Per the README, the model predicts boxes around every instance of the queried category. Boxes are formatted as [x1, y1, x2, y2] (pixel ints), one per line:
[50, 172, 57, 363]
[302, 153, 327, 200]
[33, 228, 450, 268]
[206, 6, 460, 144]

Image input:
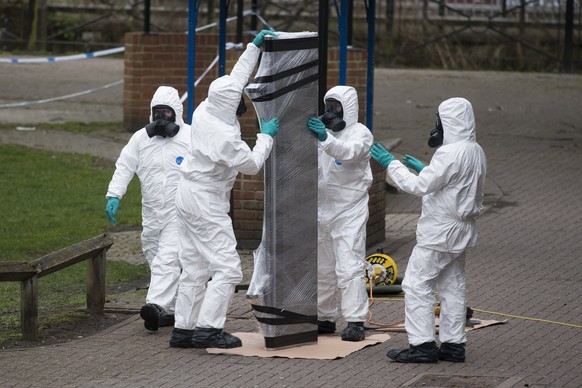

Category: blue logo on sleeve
[335, 160, 343, 166]
[176, 156, 184, 165]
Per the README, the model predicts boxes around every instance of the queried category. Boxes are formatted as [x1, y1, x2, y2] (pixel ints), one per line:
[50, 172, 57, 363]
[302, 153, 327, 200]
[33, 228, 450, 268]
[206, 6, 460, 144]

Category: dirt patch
[0, 277, 147, 351]
[0, 312, 134, 350]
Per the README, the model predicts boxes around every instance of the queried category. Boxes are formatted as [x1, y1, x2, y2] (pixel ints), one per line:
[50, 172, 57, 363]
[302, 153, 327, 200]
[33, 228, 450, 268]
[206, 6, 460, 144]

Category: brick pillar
[124, 32, 221, 130]
[123, 32, 385, 248]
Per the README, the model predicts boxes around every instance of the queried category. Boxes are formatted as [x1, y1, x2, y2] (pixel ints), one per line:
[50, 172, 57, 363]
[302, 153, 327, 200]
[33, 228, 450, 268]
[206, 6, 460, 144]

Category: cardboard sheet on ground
[206, 332, 391, 359]
[376, 319, 508, 333]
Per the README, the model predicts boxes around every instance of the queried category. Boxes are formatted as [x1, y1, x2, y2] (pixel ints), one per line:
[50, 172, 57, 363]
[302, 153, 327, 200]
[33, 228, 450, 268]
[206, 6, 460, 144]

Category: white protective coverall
[175, 42, 274, 330]
[317, 85, 374, 324]
[106, 86, 190, 313]
[387, 97, 487, 345]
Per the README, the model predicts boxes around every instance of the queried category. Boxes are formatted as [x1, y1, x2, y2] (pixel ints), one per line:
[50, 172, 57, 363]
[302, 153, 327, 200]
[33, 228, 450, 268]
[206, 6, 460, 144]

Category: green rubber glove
[260, 117, 279, 137]
[253, 30, 278, 47]
[370, 142, 396, 169]
[403, 154, 426, 173]
[105, 197, 120, 224]
[307, 117, 328, 142]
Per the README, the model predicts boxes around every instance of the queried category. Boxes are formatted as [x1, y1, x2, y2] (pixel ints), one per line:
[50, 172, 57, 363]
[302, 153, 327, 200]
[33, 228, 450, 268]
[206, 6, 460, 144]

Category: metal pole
[144, 0, 151, 34]
[366, 0, 375, 131]
[251, 0, 258, 32]
[221, 0, 231, 219]
[219, 0, 227, 76]
[237, 0, 243, 43]
[563, 0, 574, 72]
[319, 0, 329, 115]
[347, 0, 353, 46]
[339, 0, 348, 85]
[187, 0, 199, 123]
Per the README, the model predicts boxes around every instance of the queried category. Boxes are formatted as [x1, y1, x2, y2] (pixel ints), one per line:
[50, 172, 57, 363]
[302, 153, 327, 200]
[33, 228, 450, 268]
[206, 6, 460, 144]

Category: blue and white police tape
[0, 47, 125, 64]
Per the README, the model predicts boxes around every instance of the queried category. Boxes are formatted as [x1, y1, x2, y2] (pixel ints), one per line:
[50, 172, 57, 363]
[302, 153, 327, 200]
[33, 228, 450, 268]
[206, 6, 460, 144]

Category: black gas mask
[318, 98, 346, 132]
[236, 95, 247, 117]
[145, 105, 180, 138]
[428, 112, 444, 148]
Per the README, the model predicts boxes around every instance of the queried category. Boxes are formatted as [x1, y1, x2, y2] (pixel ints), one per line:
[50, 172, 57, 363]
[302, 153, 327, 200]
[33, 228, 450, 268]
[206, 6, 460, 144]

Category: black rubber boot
[387, 341, 439, 363]
[318, 320, 336, 334]
[169, 328, 196, 348]
[191, 327, 242, 349]
[140, 303, 164, 331]
[340, 322, 366, 342]
[439, 342, 466, 362]
[159, 314, 175, 327]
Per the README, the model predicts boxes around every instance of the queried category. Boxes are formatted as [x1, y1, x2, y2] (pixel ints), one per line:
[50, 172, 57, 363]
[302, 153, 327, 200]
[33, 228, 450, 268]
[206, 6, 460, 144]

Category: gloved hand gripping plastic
[307, 117, 328, 141]
[260, 117, 280, 137]
[253, 30, 278, 47]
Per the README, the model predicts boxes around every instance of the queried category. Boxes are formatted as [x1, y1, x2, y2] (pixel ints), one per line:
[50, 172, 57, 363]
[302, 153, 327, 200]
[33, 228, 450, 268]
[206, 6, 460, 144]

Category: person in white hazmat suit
[306, 85, 374, 342]
[105, 86, 190, 331]
[169, 30, 279, 349]
[370, 97, 487, 363]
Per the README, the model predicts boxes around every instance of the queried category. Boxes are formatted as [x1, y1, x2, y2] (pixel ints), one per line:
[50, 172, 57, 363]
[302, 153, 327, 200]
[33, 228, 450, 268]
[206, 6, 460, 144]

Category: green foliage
[51, 15, 79, 42]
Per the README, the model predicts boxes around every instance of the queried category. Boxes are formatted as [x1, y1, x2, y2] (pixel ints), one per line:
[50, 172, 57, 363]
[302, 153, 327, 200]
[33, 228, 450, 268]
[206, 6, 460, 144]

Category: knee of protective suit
[179, 268, 210, 288]
[402, 275, 436, 299]
[209, 268, 243, 285]
[339, 266, 365, 285]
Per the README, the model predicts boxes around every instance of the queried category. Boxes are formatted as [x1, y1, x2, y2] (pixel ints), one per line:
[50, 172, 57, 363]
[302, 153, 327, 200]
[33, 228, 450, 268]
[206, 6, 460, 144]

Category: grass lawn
[0, 127, 149, 343]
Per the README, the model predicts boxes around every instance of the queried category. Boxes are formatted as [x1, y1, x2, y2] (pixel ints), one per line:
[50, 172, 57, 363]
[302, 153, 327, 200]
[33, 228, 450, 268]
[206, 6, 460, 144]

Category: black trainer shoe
[387, 341, 439, 363]
[317, 320, 336, 334]
[159, 314, 175, 327]
[439, 342, 466, 362]
[191, 327, 242, 349]
[340, 322, 366, 342]
[140, 303, 164, 331]
[169, 328, 196, 348]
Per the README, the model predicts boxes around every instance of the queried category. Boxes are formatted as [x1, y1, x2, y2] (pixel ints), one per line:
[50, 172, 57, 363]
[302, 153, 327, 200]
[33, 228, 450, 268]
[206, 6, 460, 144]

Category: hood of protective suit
[206, 75, 242, 126]
[324, 86, 359, 128]
[149, 86, 185, 127]
[438, 97, 476, 145]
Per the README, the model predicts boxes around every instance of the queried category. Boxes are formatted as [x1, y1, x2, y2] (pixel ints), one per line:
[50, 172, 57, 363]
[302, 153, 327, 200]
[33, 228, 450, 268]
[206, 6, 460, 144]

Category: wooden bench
[0, 234, 114, 340]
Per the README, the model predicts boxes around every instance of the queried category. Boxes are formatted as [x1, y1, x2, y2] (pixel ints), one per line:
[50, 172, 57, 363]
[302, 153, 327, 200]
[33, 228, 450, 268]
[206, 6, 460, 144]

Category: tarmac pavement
[0, 56, 581, 387]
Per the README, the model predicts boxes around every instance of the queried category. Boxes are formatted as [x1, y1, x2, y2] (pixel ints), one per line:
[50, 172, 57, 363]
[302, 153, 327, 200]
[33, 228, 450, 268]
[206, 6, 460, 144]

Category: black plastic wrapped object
[245, 31, 319, 349]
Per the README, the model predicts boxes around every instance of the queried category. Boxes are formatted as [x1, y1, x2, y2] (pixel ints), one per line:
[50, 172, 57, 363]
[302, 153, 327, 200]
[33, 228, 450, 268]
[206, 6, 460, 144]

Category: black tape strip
[264, 331, 318, 349]
[264, 37, 318, 52]
[251, 304, 318, 321]
[252, 59, 319, 84]
[250, 73, 318, 103]
[255, 316, 315, 325]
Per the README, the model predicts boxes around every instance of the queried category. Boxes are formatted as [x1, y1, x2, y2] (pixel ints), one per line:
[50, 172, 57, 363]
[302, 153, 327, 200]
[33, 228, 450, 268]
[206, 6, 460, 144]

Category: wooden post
[87, 249, 106, 314]
[21, 275, 38, 340]
[0, 234, 113, 340]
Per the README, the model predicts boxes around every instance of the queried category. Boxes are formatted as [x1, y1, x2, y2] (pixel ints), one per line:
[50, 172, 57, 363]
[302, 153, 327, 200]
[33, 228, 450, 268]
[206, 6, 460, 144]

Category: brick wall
[124, 32, 386, 249]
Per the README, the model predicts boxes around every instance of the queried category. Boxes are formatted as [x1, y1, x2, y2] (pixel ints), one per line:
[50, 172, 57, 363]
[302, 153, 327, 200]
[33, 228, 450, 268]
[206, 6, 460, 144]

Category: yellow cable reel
[365, 252, 398, 286]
